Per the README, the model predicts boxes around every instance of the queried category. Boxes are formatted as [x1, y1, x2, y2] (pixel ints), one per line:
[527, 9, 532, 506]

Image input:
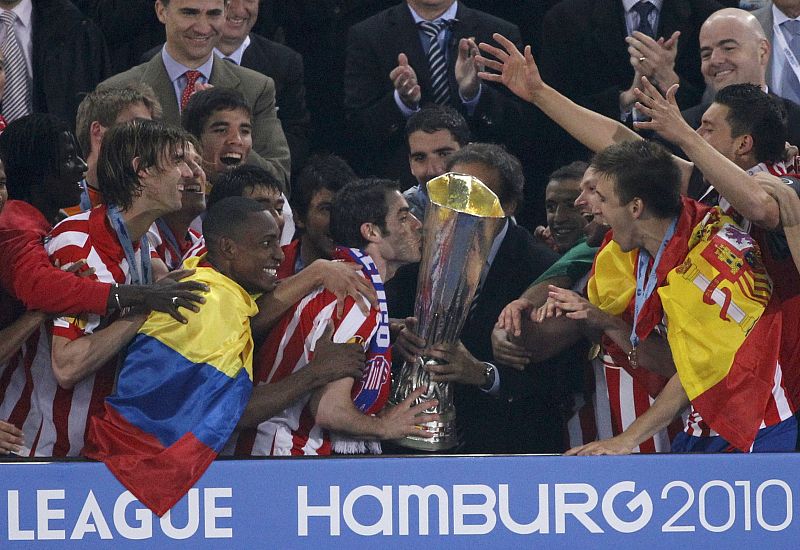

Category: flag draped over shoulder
[588, 198, 780, 451]
[84, 256, 258, 516]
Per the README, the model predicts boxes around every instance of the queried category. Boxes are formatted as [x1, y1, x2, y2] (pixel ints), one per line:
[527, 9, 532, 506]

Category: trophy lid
[426, 172, 505, 218]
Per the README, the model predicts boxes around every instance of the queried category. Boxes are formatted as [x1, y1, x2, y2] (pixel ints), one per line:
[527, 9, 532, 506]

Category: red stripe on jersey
[634, 381, 656, 454]
[605, 365, 623, 436]
[52, 385, 74, 457]
[6, 331, 38, 430]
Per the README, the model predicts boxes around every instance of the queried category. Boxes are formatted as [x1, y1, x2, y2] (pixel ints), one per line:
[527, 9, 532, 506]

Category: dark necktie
[631, 1, 656, 39]
[0, 10, 31, 122]
[418, 20, 451, 105]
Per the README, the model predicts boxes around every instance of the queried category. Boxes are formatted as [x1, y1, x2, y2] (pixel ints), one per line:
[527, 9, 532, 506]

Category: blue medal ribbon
[155, 218, 184, 270]
[630, 217, 678, 351]
[107, 206, 153, 285]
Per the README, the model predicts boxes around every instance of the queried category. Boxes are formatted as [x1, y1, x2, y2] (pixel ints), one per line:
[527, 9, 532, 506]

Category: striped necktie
[0, 10, 31, 122]
[418, 20, 451, 105]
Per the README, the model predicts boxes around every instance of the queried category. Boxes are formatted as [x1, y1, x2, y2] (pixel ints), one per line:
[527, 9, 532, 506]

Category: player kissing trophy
[390, 172, 504, 450]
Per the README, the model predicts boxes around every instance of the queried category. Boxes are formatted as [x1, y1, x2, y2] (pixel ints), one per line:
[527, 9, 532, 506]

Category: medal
[627, 346, 639, 369]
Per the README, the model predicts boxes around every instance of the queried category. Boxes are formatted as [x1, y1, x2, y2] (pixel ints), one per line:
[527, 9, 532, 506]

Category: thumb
[398, 52, 409, 67]
[404, 316, 418, 331]
[664, 30, 680, 50]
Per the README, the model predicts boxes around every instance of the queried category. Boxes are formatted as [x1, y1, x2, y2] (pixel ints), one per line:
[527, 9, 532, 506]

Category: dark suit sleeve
[277, 48, 311, 173]
[247, 75, 292, 189]
[343, 22, 408, 148]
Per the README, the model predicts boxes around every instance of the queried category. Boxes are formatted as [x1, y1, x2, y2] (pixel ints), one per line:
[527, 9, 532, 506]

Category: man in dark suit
[99, 0, 290, 187]
[2, 0, 111, 128]
[681, 7, 800, 148]
[343, 1, 533, 189]
[252, 0, 396, 156]
[539, 0, 722, 120]
[391, 143, 562, 454]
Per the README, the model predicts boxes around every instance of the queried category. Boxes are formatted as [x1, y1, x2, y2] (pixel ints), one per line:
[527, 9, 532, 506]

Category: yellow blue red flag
[85, 256, 257, 515]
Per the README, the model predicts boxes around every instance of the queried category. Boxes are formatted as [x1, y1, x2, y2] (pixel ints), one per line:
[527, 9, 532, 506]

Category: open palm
[476, 33, 543, 103]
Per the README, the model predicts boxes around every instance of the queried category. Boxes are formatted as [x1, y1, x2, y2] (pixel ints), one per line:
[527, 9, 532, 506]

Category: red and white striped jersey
[684, 359, 794, 442]
[33, 206, 133, 456]
[147, 221, 202, 271]
[0, 325, 48, 457]
[182, 236, 207, 264]
[230, 286, 382, 457]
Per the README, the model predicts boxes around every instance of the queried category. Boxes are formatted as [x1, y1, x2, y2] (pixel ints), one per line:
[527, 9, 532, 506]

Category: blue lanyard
[107, 206, 152, 285]
[155, 218, 183, 269]
[630, 217, 678, 350]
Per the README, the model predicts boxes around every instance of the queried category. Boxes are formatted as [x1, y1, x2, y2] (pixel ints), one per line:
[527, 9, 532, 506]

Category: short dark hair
[549, 160, 589, 184]
[293, 154, 357, 221]
[330, 178, 399, 249]
[445, 143, 524, 213]
[0, 114, 70, 202]
[405, 105, 471, 146]
[207, 164, 285, 209]
[204, 196, 267, 254]
[713, 84, 787, 165]
[590, 141, 681, 218]
[75, 83, 162, 157]
[97, 119, 190, 211]
[181, 87, 251, 139]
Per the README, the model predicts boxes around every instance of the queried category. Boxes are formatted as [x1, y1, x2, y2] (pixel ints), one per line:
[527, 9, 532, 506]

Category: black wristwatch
[479, 362, 496, 392]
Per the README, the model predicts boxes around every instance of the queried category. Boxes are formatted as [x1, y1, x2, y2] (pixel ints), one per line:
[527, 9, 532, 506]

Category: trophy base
[389, 410, 458, 451]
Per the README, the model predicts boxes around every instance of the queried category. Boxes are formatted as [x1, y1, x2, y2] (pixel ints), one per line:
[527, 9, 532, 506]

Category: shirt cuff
[460, 84, 482, 115]
[479, 361, 501, 396]
[394, 89, 420, 118]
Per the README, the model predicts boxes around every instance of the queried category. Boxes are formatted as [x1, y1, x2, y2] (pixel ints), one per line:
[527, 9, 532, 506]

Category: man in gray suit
[99, 0, 290, 188]
[754, 1, 800, 104]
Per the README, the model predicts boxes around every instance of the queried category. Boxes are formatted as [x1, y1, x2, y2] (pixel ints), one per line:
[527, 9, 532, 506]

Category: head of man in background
[404, 105, 471, 220]
[73, 84, 161, 211]
[182, 87, 252, 181]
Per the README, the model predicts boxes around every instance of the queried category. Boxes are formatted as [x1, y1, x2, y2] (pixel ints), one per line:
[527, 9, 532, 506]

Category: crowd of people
[1, 0, 800, 477]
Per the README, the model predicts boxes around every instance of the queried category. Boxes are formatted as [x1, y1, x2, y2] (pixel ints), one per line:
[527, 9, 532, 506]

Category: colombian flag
[589, 198, 781, 451]
[85, 256, 257, 516]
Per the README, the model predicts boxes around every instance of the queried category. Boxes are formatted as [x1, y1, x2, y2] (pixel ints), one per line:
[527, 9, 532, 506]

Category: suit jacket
[754, 4, 776, 90]
[386, 221, 564, 453]
[99, 52, 291, 187]
[241, 33, 311, 174]
[343, 2, 533, 184]
[539, 0, 721, 119]
[30, 0, 112, 128]
[143, 34, 311, 174]
[682, 93, 800, 147]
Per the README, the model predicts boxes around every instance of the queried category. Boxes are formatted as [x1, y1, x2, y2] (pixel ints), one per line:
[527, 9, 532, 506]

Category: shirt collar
[213, 34, 251, 66]
[773, 4, 797, 26]
[407, 1, 458, 24]
[1, 0, 32, 27]
[161, 46, 214, 84]
[622, 0, 663, 12]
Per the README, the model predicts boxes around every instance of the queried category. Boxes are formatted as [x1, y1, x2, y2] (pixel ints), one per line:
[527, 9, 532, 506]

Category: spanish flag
[84, 256, 257, 516]
[589, 198, 782, 451]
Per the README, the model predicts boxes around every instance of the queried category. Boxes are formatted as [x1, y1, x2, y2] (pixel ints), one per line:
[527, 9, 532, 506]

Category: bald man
[682, 7, 800, 147]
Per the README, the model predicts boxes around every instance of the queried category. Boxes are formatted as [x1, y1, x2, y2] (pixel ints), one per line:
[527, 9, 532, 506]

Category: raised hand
[389, 53, 421, 109]
[476, 33, 543, 103]
[631, 76, 692, 145]
[455, 37, 481, 100]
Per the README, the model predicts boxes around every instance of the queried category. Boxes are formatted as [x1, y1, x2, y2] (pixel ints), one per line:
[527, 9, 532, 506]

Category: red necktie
[180, 70, 203, 111]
